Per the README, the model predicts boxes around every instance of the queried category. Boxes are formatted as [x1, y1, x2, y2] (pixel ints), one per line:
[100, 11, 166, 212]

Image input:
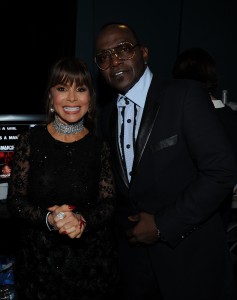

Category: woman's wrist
[46, 211, 55, 231]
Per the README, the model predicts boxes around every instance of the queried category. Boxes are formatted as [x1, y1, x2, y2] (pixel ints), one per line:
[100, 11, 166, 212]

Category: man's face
[95, 25, 148, 94]
[2, 165, 11, 175]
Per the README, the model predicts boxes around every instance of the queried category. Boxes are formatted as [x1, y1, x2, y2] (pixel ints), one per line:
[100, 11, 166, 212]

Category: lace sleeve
[98, 141, 116, 199]
[82, 141, 117, 230]
[7, 131, 47, 228]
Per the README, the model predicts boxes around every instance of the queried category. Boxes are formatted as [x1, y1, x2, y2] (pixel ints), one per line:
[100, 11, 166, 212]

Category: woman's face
[50, 81, 90, 124]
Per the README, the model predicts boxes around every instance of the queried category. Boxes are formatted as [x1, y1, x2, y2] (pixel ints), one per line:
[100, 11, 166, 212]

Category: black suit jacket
[214, 104, 237, 226]
[100, 77, 237, 299]
[215, 104, 237, 155]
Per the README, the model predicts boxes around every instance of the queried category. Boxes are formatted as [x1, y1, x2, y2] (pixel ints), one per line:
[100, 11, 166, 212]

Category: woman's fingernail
[79, 219, 86, 229]
[68, 205, 76, 210]
[61, 231, 67, 234]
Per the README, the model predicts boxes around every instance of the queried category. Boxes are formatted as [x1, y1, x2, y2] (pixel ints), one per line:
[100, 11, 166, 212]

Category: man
[172, 47, 237, 226]
[94, 23, 237, 300]
[1, 164, 11, 178]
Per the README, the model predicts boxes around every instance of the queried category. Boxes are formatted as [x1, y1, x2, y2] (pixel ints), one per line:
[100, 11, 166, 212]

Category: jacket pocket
[150, 134, 178, 152]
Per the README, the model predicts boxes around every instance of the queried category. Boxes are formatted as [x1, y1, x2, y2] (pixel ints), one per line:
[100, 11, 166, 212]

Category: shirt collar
[212, 99, 225, 109]
[117, 67, 153, 108]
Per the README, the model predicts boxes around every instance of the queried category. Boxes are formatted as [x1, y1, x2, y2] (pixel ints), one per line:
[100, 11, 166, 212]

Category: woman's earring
[50, 107, 54, 113]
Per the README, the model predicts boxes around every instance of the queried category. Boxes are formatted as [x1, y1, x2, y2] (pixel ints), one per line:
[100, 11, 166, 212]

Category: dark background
[76, 0, 237, 108]
[3, 0, 237, 114]
[4, 0, 78, 114]
[1, 0, 237, 268]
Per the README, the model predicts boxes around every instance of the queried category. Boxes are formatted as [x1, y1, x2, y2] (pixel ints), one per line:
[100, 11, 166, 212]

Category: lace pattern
[7, 125, 119, 300]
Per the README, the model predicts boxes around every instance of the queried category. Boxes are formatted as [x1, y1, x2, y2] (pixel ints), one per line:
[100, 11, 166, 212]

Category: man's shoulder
[100, 99, 117, 119]
[217, 105, 237, 125]
[151, 77, 207, 101]
[159, 78, 206, 91]
[97, 100, 117, 140]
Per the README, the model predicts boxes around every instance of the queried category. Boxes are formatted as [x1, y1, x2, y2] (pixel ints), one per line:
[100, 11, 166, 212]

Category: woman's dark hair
[45, 57, 96, 131]
[172, 47, 220, 94]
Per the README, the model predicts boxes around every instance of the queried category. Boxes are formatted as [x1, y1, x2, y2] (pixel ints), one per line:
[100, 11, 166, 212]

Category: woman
[7, 57, 119, 300]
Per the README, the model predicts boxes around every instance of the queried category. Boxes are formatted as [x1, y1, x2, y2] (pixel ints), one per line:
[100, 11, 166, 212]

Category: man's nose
[110, 51, 121, 66]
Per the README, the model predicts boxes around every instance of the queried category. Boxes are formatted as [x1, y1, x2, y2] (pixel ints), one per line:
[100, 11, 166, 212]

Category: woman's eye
[77, 86, 87, 92]
[56, 86, 66, 91]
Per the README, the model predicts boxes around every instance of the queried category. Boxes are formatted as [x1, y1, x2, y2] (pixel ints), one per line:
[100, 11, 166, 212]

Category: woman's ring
[57, 212, 65, 220]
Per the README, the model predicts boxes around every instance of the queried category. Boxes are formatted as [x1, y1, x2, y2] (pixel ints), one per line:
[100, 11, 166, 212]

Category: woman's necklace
[52, 114, 84, 135]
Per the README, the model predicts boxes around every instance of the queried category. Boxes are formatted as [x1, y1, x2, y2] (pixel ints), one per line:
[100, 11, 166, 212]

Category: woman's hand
[47, 204, 86, 238]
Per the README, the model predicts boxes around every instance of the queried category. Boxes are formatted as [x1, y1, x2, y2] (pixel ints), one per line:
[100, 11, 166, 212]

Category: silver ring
[57, 212, 65, 220]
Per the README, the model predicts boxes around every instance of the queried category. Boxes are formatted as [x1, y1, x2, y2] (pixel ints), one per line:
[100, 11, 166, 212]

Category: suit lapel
[132, 77, 162, 177]
[110, 108, 130, 188]
[110, 77, 163, 187]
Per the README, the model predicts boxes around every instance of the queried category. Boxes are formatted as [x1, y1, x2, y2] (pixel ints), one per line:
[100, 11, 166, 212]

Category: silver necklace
[53, 114, 84, 135]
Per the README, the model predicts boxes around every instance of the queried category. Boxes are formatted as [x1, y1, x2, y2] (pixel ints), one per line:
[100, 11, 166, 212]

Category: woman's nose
[67, 90, 77, 102]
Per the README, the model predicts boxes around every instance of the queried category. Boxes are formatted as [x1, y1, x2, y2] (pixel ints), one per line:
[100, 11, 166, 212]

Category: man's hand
[126, 211, 158, 245]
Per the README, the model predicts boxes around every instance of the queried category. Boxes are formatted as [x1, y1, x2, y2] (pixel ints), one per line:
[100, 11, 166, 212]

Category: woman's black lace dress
[7, 125, 119, 300]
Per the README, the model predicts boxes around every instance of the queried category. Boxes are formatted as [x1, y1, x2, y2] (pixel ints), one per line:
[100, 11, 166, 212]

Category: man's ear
[142, 46, 149, 63]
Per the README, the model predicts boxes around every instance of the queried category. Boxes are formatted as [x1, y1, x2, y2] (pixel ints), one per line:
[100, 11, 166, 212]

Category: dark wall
[75, 0, 237, 107]
[4, 0, 236, 114]
[1, 1, 78, 254]
[5, 0, 78, 114]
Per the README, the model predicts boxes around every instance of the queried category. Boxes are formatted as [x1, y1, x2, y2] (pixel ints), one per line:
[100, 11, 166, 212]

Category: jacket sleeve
[155, 80, 237, 247]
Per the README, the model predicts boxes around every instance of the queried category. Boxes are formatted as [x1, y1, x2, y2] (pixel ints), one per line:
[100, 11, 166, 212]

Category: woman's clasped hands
[47, 204, 86, 238]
